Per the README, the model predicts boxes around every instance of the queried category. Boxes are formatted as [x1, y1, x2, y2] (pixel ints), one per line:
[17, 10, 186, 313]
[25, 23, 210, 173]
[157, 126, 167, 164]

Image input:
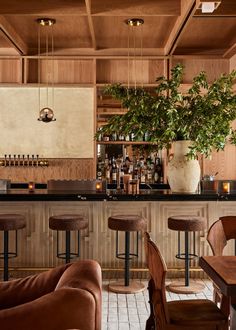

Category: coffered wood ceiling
[0, 0, 235, 57]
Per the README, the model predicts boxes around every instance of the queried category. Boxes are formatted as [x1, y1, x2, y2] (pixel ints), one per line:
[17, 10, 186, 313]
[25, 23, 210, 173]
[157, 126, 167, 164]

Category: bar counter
[0, 188, 235, 278]
[0, 188, 235, 201]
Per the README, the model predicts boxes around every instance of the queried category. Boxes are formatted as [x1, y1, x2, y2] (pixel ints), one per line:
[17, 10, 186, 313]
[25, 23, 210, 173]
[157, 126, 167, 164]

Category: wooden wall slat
[0, 159, 95, 183]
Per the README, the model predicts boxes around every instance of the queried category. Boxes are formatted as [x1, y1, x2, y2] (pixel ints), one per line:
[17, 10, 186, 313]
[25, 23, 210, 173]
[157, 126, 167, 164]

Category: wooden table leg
[230, 304, 236, 329]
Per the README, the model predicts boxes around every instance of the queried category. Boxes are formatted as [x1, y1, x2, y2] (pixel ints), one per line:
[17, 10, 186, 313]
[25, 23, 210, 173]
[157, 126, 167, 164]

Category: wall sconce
[37, 18, 56, 123]
[197, 1, 221, 13]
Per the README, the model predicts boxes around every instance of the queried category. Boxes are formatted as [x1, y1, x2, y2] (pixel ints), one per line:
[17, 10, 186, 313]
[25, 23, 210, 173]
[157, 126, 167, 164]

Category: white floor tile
[102, 278, 214, 330]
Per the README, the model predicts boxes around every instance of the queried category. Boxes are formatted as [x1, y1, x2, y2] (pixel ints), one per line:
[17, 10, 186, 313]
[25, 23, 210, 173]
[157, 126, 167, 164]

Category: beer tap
[13, 154, 16, 166]
[4, 154, 7, 167]
[36, 155, 39, 167]
[9, 154, 11, 167]
[22, 154, 25, 166]
[27, 154, 30, 166]
[18, 155, 20, 166]
[32, 154, 34, 166]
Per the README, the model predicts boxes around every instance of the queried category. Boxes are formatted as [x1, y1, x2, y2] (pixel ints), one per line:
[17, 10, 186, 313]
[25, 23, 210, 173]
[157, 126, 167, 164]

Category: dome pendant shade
[38, 107, 56, 123]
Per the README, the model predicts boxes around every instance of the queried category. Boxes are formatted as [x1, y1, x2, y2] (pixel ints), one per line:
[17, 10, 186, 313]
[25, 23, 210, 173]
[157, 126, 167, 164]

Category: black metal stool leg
[65, 230, 71, 263]
[4, 231, 9, 281]
[185, 231, 189, 287]
[77, 231, 80, 257]
[125, 231, 130, 286]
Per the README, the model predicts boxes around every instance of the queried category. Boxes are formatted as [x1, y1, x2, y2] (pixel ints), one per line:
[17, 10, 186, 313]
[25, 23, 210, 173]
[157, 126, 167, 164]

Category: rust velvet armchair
[0, 260, 102, 330]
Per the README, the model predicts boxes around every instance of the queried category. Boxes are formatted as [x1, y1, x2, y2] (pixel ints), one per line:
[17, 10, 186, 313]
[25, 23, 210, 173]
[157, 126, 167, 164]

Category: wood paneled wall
[0, 55, 235, 181]
[0, 159, 95, 183]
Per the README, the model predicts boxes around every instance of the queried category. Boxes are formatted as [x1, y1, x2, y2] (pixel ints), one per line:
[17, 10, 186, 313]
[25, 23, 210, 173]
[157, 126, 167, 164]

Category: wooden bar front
[1, 198, 236, 278]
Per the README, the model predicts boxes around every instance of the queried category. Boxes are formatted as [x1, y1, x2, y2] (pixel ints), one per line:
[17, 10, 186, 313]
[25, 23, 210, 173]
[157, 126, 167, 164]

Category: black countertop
[0, 189, 234, 201]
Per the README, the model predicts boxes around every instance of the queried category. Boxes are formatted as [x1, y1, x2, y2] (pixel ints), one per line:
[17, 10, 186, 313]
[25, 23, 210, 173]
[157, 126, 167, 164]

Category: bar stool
[0, 214, 26, 281]
[108, 214, 147, 294]
[167, 215, 206, 294]
[49, 214, 88, 263]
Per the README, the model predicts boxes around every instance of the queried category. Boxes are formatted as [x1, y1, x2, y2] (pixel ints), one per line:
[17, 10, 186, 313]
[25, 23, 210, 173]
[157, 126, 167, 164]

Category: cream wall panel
[0, 87, 94, 158]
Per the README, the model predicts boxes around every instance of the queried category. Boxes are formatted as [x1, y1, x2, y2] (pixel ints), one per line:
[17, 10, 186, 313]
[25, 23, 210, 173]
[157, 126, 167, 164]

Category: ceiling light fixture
[198, 1, 221, 13]
[125, 18, 144, 90]
[37, 18, 56, 123]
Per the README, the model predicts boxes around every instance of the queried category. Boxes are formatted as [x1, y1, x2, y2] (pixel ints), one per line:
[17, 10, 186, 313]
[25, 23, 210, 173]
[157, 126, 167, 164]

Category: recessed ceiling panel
[4, 15, 92, 53]
[91, 0, 180, 16]
[0, 0, 86, 15]
[174, 17, 236, 55]
[93, 16, 177, 50]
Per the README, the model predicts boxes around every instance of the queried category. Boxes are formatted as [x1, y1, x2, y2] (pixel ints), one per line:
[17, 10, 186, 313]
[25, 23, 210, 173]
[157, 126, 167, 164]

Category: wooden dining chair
[207, 216, 236, 315]
[144, 232, 228, 330]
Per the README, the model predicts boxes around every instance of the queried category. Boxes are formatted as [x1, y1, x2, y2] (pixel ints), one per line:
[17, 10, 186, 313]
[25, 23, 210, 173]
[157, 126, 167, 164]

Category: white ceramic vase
[167, 140, 201, 193]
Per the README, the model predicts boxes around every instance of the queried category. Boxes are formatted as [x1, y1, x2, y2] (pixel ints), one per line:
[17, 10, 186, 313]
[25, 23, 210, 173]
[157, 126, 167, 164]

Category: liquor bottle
[111, 156, 117, 184]
[104, 155, 111, 183]
[123, 155, 130, 174]
[155, 156, 164, 183]
[140, 167, 146, 183]
[96, 157, 103, 180]
[158, 158, 164, 184]
[146, 156, 152, 183]
[120, 163, 124, 184]
[154, 167, 159, 183]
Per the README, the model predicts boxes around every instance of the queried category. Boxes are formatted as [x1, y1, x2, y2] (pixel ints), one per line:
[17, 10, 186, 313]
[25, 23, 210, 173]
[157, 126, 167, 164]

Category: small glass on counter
[221, 181, 231, 194]
[28, 182, 35, 192]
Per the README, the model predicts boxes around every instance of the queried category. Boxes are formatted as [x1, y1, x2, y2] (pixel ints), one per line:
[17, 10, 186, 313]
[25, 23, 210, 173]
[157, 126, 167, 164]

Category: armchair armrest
[0, 264, 69, 309]
[0, 288, 96, 330]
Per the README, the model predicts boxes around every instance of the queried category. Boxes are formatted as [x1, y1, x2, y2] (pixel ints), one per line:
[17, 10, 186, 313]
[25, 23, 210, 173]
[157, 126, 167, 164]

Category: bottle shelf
[97, 141, 157, 145]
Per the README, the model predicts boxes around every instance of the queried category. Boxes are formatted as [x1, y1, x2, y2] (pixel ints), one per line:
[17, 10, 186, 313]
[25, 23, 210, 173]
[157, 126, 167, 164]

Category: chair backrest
[144, 232, 169, 327]
[207, 216, 236, 255]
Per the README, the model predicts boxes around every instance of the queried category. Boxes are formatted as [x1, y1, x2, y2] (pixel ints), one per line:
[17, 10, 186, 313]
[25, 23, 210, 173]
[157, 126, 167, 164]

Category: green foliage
[96, 64, 236, 158]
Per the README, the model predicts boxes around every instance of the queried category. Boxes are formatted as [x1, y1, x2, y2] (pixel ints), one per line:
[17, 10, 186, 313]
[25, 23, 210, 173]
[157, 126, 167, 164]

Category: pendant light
[37, 18, 56, 123]
[126, 18, 144, 90]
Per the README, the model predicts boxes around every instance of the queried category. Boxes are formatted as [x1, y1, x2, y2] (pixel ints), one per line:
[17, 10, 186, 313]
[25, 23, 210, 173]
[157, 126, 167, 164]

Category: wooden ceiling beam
[164, 0, 196, 56]
[223, 43, 236, 58]
[0, 16, 27, 54]
[84, 0, 97, 50]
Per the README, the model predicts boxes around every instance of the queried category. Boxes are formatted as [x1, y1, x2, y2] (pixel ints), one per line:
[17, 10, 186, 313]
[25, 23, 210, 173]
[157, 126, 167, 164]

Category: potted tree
[96, 64, 236, 193]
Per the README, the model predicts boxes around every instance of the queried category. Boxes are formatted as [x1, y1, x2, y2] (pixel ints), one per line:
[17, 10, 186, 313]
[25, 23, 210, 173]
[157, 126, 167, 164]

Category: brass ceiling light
[125, 18, 144, 90]
[37, 18, 56, 123]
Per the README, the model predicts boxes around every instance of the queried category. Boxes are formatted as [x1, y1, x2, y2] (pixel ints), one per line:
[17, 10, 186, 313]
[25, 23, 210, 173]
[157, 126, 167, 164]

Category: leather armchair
[0, 260, 102, 330]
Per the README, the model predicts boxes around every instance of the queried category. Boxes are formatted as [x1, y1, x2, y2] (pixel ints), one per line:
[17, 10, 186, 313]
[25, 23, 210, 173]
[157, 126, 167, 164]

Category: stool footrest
[175, 252, 198, 260]
[57, 252, 80, 260]
[0, 252, 17, 259]
[116, 252, 138, 260]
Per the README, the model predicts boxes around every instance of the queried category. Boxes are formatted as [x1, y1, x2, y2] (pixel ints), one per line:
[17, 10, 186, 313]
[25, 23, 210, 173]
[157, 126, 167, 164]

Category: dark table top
[200, 256, 236, 297]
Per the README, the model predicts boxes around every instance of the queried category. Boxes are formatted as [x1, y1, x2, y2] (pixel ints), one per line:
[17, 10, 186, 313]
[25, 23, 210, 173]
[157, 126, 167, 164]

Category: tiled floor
[102, 278, 214, 330]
